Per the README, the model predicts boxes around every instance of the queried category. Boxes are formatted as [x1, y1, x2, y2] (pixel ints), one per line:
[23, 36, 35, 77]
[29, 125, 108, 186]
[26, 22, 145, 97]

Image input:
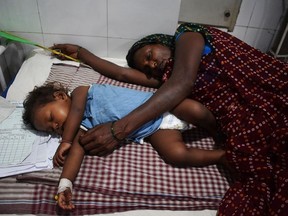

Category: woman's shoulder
[176, 23, 208, 33]
[175, 23, 213, 53]
[175, 23, 212, 42]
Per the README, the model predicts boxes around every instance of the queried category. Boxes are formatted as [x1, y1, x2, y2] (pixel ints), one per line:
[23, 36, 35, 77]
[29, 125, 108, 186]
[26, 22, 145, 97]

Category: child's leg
[171, 99, 217, 137]
[149, 129, 225, 167]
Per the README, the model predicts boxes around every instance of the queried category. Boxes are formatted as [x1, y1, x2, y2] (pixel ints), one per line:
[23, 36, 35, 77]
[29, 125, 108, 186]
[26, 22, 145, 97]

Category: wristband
[57, 178, 73, 194]
[110, 121, 124, 142]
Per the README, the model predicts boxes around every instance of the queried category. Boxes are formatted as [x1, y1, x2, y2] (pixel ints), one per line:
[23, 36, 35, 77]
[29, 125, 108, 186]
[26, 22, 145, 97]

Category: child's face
[33, 91, 71, 135]
[133, 44, 171, 80]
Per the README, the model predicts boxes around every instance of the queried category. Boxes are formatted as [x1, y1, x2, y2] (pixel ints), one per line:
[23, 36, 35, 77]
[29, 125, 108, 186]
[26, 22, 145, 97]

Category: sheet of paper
[0, 107, 37, 166]
[0, 96, 16, 123]
[0, 135, 59, 177]
[0, 99, 60, 177]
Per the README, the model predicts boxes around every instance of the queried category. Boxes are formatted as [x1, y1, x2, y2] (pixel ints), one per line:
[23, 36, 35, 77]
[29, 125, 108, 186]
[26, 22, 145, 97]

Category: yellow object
[0, 30, 79, 62]
[37, 44, 79, 62]
[54, 194, 59, 201]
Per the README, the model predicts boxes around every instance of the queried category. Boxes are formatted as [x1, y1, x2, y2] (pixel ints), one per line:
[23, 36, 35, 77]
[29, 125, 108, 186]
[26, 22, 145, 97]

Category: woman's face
[133, 44, 171, 80]
[32, 92, 71, 135]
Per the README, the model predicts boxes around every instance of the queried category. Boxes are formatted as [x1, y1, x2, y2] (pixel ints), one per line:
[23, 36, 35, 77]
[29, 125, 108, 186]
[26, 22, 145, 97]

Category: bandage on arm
[57, 178, 73, 194]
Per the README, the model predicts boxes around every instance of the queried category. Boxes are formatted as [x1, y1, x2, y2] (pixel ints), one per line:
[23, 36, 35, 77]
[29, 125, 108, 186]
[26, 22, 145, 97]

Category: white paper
[0, 107, 35, 166]
[0, 100, 60, 177]
[0, 96, 16, 123]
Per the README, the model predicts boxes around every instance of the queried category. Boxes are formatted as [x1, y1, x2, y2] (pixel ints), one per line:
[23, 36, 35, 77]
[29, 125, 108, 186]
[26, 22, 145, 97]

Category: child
[23, 81, 226, 210]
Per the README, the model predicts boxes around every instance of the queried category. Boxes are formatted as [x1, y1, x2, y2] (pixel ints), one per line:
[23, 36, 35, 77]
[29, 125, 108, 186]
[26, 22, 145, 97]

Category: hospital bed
[0, 42, 232, 215]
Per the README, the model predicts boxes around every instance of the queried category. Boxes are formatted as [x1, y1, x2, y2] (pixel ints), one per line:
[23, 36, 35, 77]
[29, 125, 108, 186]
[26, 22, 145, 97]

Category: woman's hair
[126, 33, 175, 69]
[22, 81, 69, 128]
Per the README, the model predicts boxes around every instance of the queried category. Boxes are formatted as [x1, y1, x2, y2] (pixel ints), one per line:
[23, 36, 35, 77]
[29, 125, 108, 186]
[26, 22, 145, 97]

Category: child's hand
[56, 188, 75, 210]
[53, 142, 71, 167]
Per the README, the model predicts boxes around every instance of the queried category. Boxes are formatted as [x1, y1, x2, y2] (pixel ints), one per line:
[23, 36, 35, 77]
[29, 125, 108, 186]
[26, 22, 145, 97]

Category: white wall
[231, 0, 287, 53]
[0, 0, 286, 59]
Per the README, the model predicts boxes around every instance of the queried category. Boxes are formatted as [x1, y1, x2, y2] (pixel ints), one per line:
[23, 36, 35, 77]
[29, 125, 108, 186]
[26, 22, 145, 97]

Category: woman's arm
[79, 32, 205, 156]
[118, 32, 205, 132]
[51, 44, 160, 88]
[78, 48, 161, 87]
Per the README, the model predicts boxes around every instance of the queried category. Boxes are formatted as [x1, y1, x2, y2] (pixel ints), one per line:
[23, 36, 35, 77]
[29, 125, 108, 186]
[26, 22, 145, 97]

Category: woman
[52, 23, 288, 215]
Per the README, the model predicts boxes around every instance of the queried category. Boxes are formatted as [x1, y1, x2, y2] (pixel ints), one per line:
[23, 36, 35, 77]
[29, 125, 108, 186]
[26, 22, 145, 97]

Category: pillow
[5, 48, 128, 101]
[5, 49, 79, 101]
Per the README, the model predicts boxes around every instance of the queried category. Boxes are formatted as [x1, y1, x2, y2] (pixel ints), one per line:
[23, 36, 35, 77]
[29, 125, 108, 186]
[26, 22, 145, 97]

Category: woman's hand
[56, 189, 75, 210]
[50, 44, 81, 60]
[53, 142, 71, 167]
[79, 122, 119, 156]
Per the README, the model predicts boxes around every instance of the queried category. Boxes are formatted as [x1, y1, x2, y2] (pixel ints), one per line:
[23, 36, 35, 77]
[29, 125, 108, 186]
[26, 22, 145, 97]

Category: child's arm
[56, 129, 86, 210]
[61, 85, 89, 143]
[54, 86, 89, 167]
[53, 142, 71, 167]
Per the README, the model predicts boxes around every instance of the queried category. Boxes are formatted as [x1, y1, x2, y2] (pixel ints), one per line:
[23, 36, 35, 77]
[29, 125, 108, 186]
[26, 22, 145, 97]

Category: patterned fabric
[0, 63, 232, 215]
[161, 58, 173, 82]
[175, 23, 213, 45]
[174, 23, 288, 215]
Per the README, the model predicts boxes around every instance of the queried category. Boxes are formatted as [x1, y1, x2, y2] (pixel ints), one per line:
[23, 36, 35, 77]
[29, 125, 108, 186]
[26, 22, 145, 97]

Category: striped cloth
[0, 63, 231, 215]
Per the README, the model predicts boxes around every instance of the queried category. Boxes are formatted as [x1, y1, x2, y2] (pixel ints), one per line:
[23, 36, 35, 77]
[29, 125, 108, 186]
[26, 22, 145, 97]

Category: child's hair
[22, 81, 69, 129]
